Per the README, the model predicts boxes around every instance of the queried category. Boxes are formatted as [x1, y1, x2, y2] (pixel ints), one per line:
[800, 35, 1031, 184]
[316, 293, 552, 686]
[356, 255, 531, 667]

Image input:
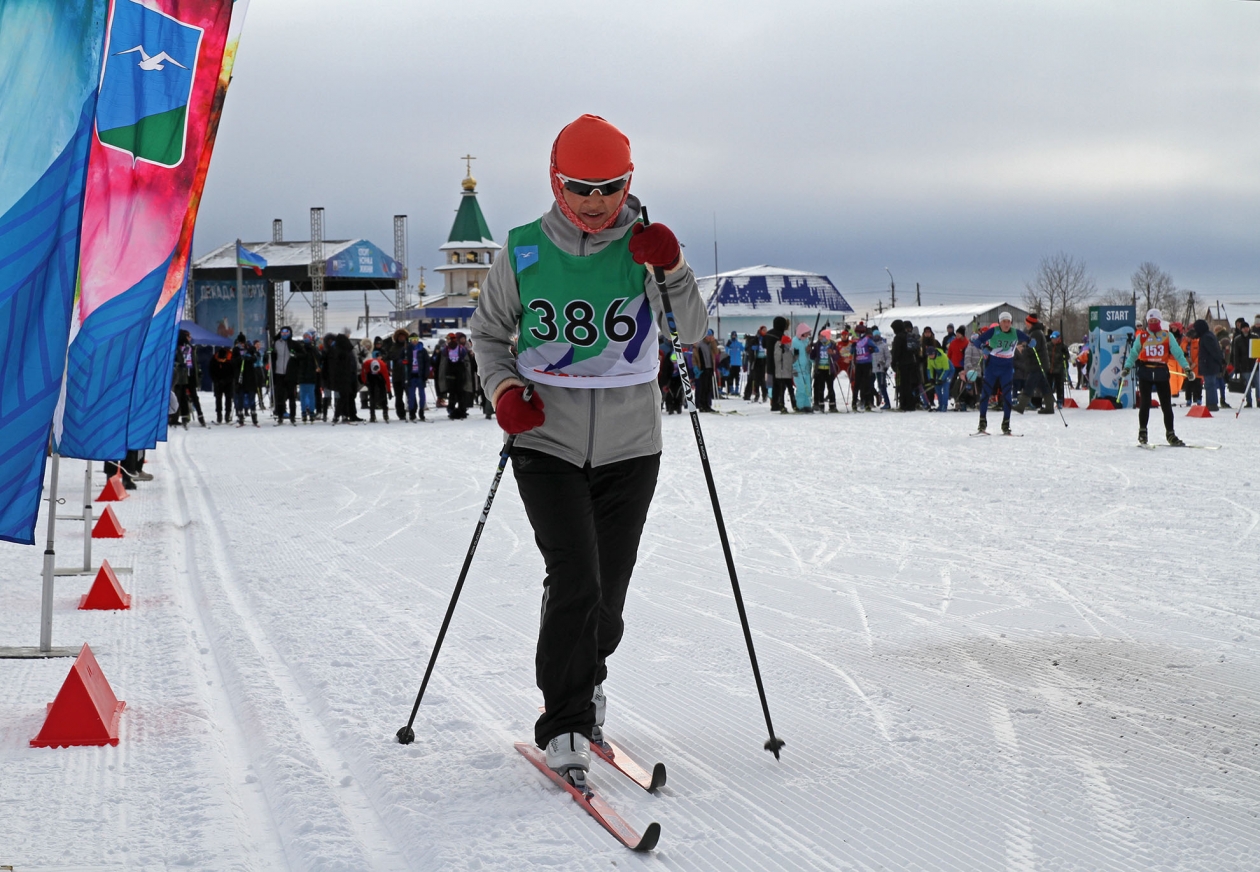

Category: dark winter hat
[773, 316, 789, 331]
[890, 320, 904, 332]
[235, 332, 247, 343]
[1026, 314, 1039, 325]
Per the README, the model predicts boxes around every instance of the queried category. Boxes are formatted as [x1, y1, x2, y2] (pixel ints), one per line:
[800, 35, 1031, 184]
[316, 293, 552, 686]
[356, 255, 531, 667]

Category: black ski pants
[1137, 365, 1175, 433]
[511, 447, 660, 749]
[273, 372, 296, 420]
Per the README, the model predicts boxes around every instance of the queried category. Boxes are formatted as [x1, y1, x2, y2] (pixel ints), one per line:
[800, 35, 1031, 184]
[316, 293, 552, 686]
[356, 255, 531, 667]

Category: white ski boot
[591, 684, 606, 745]
[545, 732, 590, 790]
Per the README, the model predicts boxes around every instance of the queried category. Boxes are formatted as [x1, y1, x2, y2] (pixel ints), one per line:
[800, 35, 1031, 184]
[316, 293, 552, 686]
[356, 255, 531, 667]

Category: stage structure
[190, 215, 402, 342]
[697, 266, 854, 337]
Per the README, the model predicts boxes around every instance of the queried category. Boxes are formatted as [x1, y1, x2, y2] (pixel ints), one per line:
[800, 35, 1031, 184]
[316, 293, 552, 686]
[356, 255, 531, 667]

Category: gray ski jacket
[470, 195, 707, 468]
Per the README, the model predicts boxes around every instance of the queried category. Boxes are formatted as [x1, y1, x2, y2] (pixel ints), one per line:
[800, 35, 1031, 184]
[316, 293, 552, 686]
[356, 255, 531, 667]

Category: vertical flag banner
[57, 0, 232, 461]
[126, 0, 251, 450]
[0, 1, 108, 545]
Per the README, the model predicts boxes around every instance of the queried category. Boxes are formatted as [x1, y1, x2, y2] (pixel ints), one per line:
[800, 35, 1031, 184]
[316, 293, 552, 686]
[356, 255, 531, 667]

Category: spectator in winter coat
[330, 334, 361, 423]
[890, 320, 923, 411]
[811, 328, 839, 411]
[870, 328, 892, 409]
[764, 316, 789, 409]
[791, 323, 813, 412]
[1231, 319, 1258, 407]
[1046, 331, 1070, 408]
[209, 347, 234, 423]
[744, 328, 768, 402]
[772, 334, 794, 413]
[947, 327, 969, 369]
[293, 332, 321, 422]
[924, 345, 951, 411]
[851, 326, 875, 410]
[693, 330, 717, 412]
[404, 334, 430, 421]
[1193, 319, 1226, 410]
[232, 334, 259, 426]
[1176, 324, 1202, 407]
[442, 333, 474, 419]
[725, 331, 743, 396]
[361, 350, 392, 422]
[1020, 317, 1053, 414]
[271, 327, 297, 423]
[171, 330, 206, 427]
[385, 327, 411, 421]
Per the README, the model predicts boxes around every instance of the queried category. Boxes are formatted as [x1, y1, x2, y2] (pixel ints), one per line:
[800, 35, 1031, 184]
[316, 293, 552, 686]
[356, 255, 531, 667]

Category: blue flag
[0, 1, 108, 545]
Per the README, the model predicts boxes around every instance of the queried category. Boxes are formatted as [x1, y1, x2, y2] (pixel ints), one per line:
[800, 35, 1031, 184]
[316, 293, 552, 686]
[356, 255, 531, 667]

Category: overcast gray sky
[196, 0, 1260, 327]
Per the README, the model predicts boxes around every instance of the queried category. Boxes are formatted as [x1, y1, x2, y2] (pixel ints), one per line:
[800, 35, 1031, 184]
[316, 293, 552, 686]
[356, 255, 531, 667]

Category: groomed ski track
[1, 399, 1258, 870]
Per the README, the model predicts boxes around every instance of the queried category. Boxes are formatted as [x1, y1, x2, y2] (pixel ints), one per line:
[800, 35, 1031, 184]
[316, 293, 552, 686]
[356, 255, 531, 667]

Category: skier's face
[561, 186, 620, 231]
[1148, 318, 1161, 332]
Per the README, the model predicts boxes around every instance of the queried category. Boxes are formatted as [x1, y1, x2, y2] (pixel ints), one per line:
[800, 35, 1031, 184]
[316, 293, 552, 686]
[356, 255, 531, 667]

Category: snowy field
[2, 393, 1259, 871]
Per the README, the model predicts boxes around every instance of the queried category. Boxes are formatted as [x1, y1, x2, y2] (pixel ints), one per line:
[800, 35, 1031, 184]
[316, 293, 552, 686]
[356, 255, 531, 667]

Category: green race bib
[511, 220, 657, 389]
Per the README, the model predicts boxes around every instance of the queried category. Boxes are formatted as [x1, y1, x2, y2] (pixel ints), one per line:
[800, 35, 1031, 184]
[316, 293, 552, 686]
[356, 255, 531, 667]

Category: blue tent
[179, 319, 233, 347]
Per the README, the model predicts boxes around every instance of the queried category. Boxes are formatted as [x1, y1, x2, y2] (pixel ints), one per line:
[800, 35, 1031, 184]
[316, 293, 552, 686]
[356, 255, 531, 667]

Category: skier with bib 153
[470, 115, 707, 787]
[970, 311, 1030, 434]
[1122, 308, 1192, 446]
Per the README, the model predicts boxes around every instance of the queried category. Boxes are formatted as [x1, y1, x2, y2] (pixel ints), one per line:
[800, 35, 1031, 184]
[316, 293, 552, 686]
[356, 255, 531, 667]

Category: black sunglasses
[555, 171, 631, 198]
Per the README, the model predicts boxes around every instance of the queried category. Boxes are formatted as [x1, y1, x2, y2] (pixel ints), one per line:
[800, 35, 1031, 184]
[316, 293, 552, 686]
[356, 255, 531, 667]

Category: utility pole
[885, 267, 895, 308]
[878, 300, 884, 314]
[916, 282, 921, 306]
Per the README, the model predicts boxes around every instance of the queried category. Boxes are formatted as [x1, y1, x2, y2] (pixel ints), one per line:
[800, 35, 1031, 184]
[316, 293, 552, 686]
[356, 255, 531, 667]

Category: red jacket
[947, 335, 969, 368]
[360, 357, 392, 392]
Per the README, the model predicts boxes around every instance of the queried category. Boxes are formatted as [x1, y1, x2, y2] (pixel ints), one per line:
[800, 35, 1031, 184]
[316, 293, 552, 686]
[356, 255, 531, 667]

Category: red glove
[495, 385, 545, 434]
[629, 223, 681, 270]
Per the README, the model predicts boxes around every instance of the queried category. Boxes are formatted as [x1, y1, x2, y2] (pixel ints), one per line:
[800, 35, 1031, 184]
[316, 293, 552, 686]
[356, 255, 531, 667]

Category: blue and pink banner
[123, 0, 252, 452]
[57, 0, 234, 461]
[0, 2, 109, 544]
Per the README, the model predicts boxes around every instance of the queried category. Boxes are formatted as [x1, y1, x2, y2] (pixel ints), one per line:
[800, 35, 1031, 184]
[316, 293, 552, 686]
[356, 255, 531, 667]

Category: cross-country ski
[4, 4, 1260, 871]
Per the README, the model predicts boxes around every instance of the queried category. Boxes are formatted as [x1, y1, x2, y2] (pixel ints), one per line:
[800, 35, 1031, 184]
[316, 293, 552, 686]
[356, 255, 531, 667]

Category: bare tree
[1130, 262, 1180, 314]
[1023, 252, 1097, 323]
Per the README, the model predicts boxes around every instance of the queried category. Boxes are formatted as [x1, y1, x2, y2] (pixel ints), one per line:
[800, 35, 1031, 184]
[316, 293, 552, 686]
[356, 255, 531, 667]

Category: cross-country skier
[970, 311, 1030, 434]
[469, 114, 706, 785]
[1121, 308, 1192, 445]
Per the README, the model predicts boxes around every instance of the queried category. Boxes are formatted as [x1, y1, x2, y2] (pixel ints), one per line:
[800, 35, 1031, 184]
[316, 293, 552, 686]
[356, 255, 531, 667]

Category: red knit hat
[550, 114, 633, 232]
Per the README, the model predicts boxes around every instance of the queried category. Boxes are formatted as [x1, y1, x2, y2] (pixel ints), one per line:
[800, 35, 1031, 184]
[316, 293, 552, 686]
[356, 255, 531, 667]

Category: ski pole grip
[639, 208, 669, 285]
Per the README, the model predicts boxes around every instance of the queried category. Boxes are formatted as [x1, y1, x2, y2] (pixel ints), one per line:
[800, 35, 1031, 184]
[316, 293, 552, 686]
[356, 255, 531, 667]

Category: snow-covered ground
[2, 393, 1258, 871]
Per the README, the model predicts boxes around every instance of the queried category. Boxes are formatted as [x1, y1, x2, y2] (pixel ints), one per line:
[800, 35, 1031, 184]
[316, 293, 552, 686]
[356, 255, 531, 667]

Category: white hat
[1146, 308, 1162, 322]
[999, 311, 1012, 322]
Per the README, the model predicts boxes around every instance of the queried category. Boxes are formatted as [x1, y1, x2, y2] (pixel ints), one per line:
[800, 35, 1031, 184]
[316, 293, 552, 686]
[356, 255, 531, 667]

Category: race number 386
[527, 298, 637, 347]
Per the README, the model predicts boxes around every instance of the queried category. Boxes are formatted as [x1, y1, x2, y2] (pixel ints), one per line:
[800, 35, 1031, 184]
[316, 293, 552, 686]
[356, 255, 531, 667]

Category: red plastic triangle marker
[1062, 398, 1079, 408]
[92, 506, 125, 539]
[79, 560, 131, 610]
[1187, 405, 1212, 418]
[95, 474, 128, 502]
[30, 644, 125, 748]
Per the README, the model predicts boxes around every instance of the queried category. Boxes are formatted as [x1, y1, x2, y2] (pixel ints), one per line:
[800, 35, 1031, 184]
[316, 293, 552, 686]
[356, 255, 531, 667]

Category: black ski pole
[397, 386, 533, 745]
[642, 206, 785, 759]
[1030, 345, 1068, 427]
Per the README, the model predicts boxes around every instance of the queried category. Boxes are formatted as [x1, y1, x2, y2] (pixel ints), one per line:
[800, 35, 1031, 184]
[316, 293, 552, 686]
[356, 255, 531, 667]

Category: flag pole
[39, 446, 61, 653]
[236, 238, 244, 340]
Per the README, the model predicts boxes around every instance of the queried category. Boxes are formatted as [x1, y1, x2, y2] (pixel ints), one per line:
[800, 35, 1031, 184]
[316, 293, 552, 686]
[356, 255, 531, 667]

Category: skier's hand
[629, 223, 681, 271]
[1121, 367, 1131, 379]
[1186, 369, 1195, 381]
[495, 385, 545, 435]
